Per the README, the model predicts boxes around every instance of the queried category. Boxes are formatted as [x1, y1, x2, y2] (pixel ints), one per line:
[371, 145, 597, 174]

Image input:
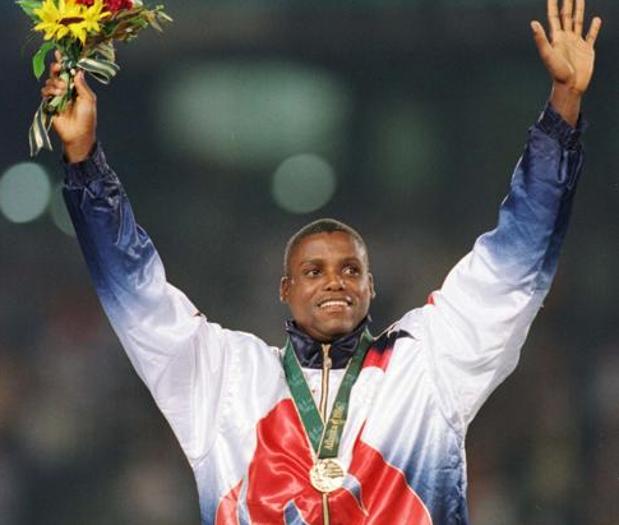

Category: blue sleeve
[478, 103, 584, 291]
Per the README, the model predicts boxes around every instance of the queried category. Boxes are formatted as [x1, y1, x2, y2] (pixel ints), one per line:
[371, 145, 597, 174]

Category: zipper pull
[321, 343, 332, 370]
[319, 343, 332, 422]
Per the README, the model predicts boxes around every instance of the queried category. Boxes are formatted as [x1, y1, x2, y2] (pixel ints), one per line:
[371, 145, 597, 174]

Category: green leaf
[32, 41, 55, 80]
[16, 0, 42, 20]
[157, 10, 173, 24]
[46, 94, 64, 110]
[94, 42, 116, 63]
[147, 13, 163, 32]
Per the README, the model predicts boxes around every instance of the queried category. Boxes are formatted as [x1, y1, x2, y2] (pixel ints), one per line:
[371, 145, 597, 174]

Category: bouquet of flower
[17, 0, 171, 156]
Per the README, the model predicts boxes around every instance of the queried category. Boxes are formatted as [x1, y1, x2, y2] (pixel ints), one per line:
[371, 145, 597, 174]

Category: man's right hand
[41, 51, 97, 163]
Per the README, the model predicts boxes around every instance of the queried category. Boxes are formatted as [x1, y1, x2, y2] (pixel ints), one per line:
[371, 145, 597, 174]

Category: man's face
[280, 231, 375, 342]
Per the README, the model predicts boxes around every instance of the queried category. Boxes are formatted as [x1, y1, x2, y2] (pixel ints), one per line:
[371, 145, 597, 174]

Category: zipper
[319, 344, 332, 421]
[319, 343, 332, 525]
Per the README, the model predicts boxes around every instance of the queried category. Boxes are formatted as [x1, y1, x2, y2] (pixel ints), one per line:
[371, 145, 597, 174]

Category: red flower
[105, 0, 133, 12]
[75, 0, 134, 12]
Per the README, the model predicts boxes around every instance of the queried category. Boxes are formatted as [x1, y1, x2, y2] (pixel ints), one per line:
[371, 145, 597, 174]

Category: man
[43, 1, 601, 523]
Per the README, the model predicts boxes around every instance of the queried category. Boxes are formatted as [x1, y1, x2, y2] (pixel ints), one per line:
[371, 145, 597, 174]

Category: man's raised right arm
[45, 58, 228, 463]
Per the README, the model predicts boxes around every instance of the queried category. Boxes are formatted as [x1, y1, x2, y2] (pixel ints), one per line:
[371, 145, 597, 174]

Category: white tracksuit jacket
[63, 104, 584, 524]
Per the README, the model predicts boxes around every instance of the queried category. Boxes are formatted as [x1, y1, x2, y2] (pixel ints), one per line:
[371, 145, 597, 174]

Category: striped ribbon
[29, 49, 120, 157]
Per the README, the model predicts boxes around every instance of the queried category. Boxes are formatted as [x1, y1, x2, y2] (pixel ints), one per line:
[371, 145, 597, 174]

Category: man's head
[280, 219, 375, 342]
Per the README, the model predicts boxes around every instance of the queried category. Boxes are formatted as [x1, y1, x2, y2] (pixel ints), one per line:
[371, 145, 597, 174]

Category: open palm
[531, 0, 602, 94]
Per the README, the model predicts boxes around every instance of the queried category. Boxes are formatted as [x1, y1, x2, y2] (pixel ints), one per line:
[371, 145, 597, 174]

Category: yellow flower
[34, 0, 78, 41]
[81, 0, 109, 34]
[33, 0, 110, 45]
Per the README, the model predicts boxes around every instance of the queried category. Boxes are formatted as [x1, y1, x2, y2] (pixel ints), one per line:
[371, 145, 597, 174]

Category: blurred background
[1, 1, 618, 524]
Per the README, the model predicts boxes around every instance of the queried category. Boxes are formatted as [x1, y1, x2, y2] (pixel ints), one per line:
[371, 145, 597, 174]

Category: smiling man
[281, 221, 375, 343]
[44, 1, 601, 523]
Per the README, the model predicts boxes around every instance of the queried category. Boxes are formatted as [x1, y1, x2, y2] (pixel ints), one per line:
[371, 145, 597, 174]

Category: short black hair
[283, 218, 369, 275]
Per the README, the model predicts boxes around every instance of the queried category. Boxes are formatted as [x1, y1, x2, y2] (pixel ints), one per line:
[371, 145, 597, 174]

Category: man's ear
[369, 272, 376, 299]
[279, 276, 289, 303]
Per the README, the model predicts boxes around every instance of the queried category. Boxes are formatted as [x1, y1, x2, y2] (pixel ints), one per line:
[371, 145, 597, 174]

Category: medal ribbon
[283, 329, 373, 458]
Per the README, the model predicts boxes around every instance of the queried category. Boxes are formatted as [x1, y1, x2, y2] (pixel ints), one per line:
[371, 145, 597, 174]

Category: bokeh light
[0, 163, 51, 224]
[271, 154, 336, 214]
[157, 61, 351, 169]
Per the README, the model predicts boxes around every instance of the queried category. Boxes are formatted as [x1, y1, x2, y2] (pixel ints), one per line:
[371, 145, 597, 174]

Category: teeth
[320, 300, 349, 308]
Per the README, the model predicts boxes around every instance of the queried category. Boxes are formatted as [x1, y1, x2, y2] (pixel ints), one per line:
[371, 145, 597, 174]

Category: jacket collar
[285, 317, 371, 369]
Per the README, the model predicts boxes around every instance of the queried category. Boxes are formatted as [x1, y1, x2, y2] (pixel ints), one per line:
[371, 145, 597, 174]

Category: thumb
[530, 20, 572, 83]
[73, 70, 96, 101]
[530, 20, 553, 61]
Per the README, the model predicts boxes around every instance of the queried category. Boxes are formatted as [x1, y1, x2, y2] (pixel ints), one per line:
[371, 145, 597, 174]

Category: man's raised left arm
[402, 0, 602, 429]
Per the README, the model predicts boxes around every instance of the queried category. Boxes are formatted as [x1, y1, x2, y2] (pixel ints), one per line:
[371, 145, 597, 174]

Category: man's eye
[343, 266, 360, 276]
[305, 269, 320, 277]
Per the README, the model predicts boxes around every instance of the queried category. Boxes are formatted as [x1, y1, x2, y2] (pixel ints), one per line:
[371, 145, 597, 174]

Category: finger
[73, 70, 96, 101]
[586, 16, 602, 45]
[41, 84, 64, 98]
[41, 82, 65, 98]
[46, 76, 66, 87]
[49, 61, 62, 79]
[574, 0, 585, 36]
[562, 0, 574, 32]
[49, 78, 68, 93]
[547, 0, 561, 38]
[45, 77, 67, 88]
[531, 21, 554, 61]
[532, 20, 573, 82]
[49, 50, 64, 77]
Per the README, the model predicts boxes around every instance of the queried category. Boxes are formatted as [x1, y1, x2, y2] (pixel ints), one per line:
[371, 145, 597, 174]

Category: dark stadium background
[0, 1, 617, 523]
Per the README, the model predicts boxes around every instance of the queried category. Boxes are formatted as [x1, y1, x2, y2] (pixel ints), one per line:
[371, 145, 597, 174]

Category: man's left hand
[531, 0, 602, 125]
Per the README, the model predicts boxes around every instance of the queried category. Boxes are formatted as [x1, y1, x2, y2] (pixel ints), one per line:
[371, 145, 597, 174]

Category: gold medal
[309, 458, 346, 493]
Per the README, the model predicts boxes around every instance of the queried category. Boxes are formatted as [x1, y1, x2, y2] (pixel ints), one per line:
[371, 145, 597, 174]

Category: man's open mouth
[318, 298, 352, 309]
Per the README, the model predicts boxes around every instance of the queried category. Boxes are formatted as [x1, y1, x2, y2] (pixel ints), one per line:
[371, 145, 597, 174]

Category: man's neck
[285, 318, 370, 369]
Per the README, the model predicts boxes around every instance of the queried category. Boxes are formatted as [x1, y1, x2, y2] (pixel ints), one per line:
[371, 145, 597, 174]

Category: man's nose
[324, 272, 345, 290]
